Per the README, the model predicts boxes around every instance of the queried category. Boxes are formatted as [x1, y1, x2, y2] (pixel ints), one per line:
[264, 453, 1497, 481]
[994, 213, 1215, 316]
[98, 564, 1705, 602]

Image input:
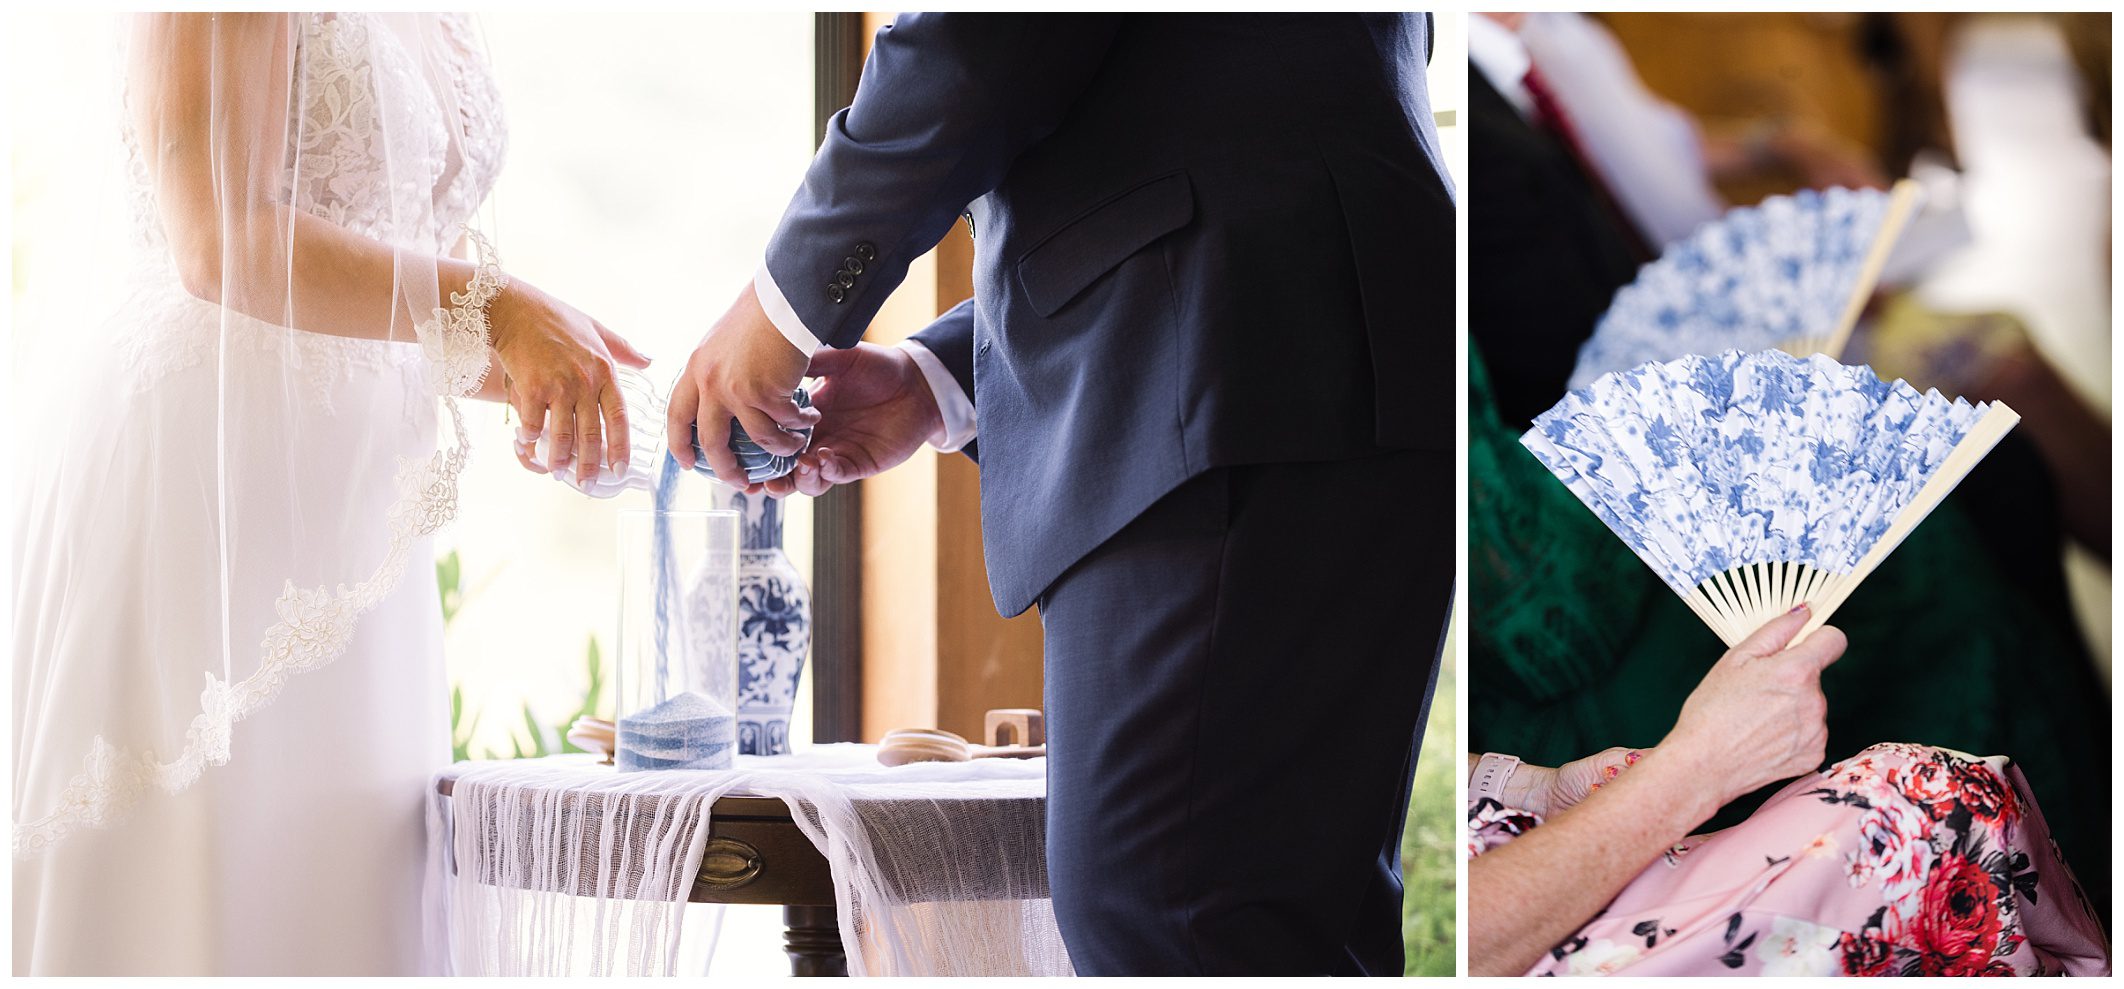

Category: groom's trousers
[1037, 448, 1453, 976]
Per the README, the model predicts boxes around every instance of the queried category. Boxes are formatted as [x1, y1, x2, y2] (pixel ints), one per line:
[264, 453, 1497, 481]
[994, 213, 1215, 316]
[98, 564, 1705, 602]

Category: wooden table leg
[783, 904, 847, 976]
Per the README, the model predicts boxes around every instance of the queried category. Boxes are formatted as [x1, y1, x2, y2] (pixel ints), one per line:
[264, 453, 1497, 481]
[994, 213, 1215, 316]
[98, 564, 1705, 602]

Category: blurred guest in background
[1520, 11, 2111, 558]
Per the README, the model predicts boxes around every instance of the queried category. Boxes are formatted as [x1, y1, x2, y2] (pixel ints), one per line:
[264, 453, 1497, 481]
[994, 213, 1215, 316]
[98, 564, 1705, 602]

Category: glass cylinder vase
[615, 508, 740, 772]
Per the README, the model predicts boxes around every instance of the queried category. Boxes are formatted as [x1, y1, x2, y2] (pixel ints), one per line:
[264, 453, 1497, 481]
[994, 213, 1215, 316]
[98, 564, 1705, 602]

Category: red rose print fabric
[1469, 744, 2108, 976]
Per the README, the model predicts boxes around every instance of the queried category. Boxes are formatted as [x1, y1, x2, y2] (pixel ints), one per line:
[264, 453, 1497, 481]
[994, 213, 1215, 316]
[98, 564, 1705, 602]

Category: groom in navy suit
[669, 14, 1454, 974]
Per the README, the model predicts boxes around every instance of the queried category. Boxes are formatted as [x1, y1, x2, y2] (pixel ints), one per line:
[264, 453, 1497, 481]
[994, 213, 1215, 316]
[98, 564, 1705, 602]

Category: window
[441, 13, 819, 761]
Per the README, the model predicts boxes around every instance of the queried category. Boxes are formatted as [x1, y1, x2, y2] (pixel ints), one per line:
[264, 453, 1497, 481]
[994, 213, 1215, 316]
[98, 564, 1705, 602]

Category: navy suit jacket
[764, 13, 1455, 617]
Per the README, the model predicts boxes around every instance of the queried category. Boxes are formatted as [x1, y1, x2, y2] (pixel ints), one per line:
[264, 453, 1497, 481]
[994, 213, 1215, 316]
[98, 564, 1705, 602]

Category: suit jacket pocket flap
[1016, 171, 1194, 318]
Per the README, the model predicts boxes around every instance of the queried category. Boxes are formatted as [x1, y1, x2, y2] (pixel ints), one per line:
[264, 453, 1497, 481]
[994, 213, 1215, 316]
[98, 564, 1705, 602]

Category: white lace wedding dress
[12, 13, 505, 974]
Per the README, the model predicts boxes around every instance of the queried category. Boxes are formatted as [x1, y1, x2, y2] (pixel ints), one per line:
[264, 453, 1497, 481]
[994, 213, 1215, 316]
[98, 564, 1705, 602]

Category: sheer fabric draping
[427, 747, 1068, 976]
[13, 12, 503, 973]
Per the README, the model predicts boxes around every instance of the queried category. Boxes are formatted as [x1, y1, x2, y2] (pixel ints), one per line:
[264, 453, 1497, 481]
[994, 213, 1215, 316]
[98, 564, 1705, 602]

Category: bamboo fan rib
[1815, 180, 1921, 360]
[1570, 180, 1923, 391]
[1524, 351, 2018, 648]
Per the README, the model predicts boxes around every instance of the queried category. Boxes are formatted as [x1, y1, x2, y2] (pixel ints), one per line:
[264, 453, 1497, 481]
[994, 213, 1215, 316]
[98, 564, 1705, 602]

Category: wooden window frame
[807, 12, 867, 743]
[807, 12, 1047, 745]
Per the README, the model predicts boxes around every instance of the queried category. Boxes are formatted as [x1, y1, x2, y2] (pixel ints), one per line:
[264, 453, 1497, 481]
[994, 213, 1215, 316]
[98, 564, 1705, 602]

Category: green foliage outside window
[440, 550, 608, 763]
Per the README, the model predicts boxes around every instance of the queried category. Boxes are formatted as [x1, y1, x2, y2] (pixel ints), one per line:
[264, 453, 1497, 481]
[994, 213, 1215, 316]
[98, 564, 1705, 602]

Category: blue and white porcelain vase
[711, 489, 811, 756]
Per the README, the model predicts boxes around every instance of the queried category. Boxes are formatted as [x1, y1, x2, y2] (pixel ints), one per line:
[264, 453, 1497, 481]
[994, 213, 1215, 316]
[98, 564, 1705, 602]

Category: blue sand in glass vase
[615, 692, 735, 772]
[618, 453, 736, 771]
[653, 453, 680, 697]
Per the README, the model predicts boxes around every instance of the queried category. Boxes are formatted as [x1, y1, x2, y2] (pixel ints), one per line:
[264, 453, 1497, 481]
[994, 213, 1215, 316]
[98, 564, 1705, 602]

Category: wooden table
[435, 761, 1047, 976]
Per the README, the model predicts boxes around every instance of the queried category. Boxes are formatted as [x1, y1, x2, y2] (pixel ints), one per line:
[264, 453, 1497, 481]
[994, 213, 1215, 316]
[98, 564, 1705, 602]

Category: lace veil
[13, 13, 501, 857]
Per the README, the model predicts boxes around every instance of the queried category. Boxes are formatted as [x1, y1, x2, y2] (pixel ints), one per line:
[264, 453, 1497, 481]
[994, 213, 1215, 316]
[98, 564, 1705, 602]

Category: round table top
[435, 743, 1051, 905]
[436, 743, 1046, 817]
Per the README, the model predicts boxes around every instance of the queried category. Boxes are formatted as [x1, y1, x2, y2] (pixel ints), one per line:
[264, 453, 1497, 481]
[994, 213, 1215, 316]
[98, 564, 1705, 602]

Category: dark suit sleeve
[910, 297, 979, 462]
[763, 14, 1121, 350]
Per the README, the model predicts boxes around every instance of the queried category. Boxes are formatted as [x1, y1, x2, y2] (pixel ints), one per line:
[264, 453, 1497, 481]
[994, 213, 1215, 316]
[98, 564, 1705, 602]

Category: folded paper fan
[1568, 181, 1922, 391]
[1523, 350, 2018, 647]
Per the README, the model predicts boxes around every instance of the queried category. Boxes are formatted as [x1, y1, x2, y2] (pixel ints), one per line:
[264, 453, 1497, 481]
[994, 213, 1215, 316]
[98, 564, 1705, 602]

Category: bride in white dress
[11, 13, 644, 974]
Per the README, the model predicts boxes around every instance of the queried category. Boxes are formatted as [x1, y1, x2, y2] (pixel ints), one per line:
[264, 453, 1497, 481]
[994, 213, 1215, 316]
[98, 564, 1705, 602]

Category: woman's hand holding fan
[1658, 605, 1847, 812]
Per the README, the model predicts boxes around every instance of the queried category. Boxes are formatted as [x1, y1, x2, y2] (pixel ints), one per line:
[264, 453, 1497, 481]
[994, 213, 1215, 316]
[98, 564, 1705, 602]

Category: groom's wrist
[898, 339, 975, 452]
[753, 262, 823, 358]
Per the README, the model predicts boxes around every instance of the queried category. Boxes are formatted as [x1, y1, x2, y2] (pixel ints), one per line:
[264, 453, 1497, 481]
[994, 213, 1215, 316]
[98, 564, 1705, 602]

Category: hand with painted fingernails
[487, 281, 651, 489]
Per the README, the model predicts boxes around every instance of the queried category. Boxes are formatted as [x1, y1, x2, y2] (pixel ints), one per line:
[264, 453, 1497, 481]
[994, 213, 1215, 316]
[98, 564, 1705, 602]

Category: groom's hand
[668, 283, 821, 487]
[762, 342, 944, 499]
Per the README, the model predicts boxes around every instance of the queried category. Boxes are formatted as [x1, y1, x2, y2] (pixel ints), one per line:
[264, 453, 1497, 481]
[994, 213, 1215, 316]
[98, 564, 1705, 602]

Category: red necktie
[1523, 64, 1654, 263]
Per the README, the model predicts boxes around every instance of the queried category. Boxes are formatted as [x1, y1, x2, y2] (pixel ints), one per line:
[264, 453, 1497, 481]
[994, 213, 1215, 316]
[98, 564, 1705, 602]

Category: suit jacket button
[827, 283, 846, 304]
[835, 270, 856, 288]
[843, 256, 865, 275]
[854, 242, 877, 262]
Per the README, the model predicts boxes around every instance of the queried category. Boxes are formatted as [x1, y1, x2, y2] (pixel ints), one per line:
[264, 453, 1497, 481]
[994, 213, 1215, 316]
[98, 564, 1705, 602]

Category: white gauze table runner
[422, 745, 1066, 976]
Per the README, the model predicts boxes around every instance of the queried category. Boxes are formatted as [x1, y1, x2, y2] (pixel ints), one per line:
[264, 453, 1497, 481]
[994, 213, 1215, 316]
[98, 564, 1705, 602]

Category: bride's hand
[487, 281, 651, 487]
[1658, 605, 1847, 812]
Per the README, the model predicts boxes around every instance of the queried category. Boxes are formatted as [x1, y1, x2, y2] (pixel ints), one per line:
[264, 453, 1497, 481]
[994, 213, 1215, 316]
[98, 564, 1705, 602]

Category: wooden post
[848, 13, 1046, 744]
[808, 12, 868, 744]
[783, 904, 849, 976]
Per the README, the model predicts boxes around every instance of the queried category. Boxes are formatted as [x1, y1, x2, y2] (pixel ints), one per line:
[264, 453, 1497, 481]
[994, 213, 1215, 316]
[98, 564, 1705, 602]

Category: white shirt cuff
[754, 261, 822, 358]
[898, 339, 977, 453]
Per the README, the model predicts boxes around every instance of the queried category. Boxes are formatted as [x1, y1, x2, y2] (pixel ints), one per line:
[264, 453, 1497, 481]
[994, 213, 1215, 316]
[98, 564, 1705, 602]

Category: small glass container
[615, 508, 740, 772]
[527, 366, 812, 497]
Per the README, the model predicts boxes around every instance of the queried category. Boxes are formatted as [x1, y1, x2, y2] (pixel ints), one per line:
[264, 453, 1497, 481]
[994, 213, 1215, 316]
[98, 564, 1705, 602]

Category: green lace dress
[1468, 344, 2110, 921]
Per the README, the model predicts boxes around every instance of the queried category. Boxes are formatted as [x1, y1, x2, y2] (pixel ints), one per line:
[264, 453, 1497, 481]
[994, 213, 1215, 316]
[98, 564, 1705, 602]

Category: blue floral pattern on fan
[1568, 187, 1899, 392]
[1523, 350, 1992, 596]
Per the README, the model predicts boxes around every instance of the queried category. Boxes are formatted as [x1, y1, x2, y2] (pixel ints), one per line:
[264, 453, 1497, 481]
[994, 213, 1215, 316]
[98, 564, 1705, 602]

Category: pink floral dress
[1470, 744, 2109, 976]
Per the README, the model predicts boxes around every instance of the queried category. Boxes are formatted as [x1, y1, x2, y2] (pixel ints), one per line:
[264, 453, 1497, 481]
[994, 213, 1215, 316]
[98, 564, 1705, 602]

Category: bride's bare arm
[128, 13, 647, 484]
[1468, 607, 1847, 976]
[131, 14, 475, 342]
